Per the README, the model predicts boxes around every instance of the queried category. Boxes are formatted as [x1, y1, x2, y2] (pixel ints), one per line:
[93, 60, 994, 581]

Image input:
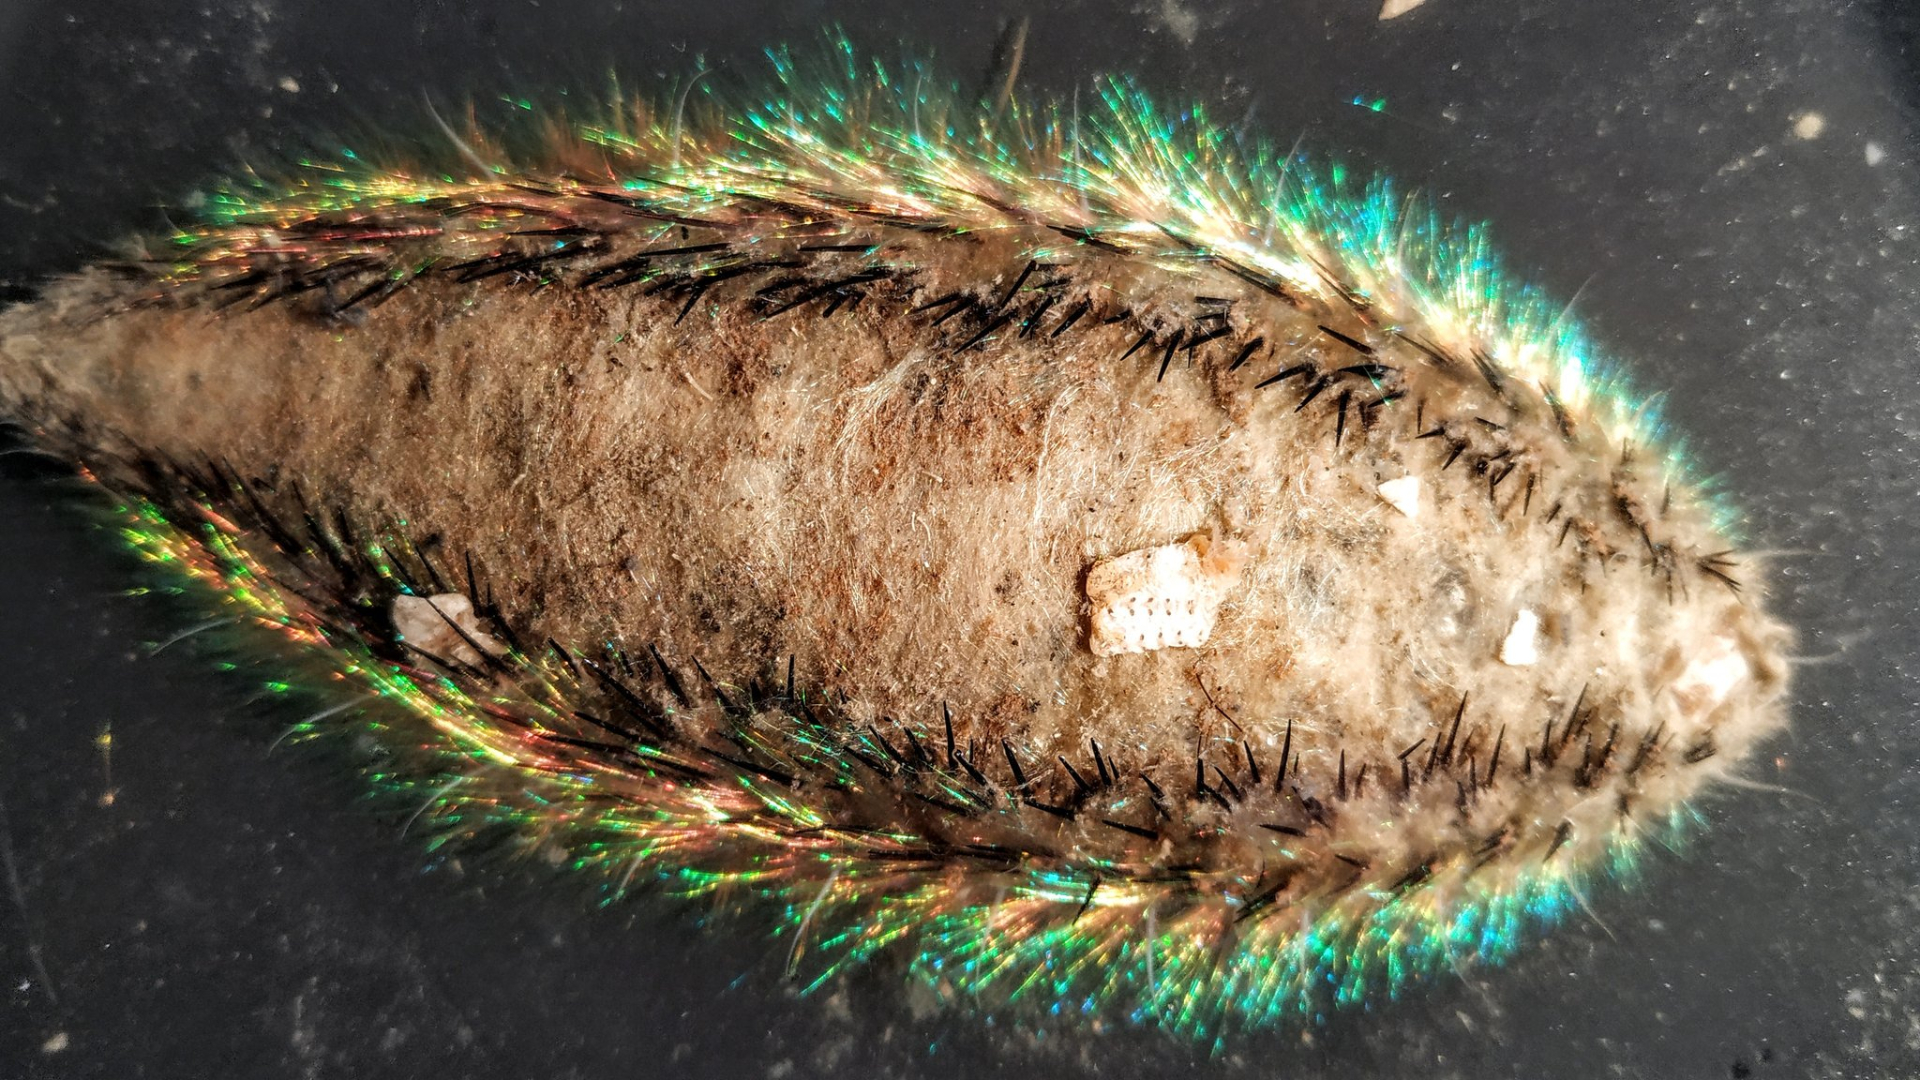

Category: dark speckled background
[0, 2, 1915, 1077]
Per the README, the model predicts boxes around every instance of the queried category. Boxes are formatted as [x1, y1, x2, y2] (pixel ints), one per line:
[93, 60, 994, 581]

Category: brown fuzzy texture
[0, 219, 1790, 880]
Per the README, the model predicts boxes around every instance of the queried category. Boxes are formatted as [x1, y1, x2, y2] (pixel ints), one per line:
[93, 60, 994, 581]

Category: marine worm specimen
[0, 43, 1789, 1036]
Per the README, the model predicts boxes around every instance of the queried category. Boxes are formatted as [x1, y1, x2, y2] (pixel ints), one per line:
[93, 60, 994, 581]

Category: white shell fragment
[392, 592, 507, 667]
[1379, 0, 1431, 18]
[1670, 635, 1752, 718]
[1376, 476, 1422, 519]
[1086, 533, 1248, 657]
[1499, 609, 1541, 666]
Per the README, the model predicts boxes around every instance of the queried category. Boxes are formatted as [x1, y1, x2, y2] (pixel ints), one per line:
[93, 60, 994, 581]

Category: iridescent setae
[0, 42, 1789, 1040]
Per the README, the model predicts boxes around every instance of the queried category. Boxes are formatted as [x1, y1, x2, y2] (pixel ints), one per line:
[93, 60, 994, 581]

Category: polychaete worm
[0, 40, 1790, 1037]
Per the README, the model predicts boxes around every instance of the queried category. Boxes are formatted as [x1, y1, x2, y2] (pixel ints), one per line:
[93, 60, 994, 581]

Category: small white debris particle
[1150, 0, 1201, 44]
[1376, 476, 1421, 519]
[1790, 112, 1826, 140]
[1500, 609, 1540, 666]
[1379, 0, 1430, 18]
[277, 76, 301, 94]
[1670, 635, 1750, 717]
[1865, 141, 1886, 166]
[392, 593, 507, 667]
[42, 1032, 69, 1055]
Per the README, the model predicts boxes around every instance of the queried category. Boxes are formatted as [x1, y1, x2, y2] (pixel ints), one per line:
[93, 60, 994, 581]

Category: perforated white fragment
[1085, 534, 1247, 658]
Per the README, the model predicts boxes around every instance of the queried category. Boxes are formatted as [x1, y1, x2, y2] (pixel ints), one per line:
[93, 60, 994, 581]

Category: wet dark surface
[0, 1, 1915, 1076]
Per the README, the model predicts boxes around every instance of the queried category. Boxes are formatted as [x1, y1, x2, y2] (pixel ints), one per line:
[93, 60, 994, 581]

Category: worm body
[0, 50, 1790, 1034]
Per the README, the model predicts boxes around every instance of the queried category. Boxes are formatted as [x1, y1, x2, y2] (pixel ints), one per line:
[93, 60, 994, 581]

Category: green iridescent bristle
[109, 479, 1692, 1039]
[171, 42, 1720, 530]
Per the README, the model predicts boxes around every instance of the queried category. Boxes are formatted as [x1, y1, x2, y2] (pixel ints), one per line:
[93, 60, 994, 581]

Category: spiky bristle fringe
[0, 39, 1788, 1039]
